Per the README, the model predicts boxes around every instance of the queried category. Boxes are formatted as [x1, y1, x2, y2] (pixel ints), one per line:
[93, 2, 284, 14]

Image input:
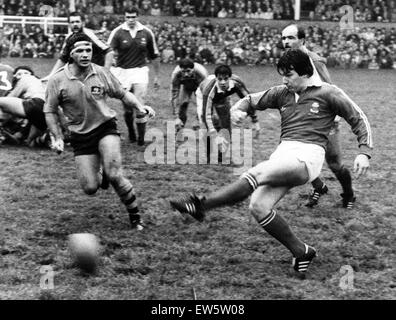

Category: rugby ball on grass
[68, 233, 100, 273]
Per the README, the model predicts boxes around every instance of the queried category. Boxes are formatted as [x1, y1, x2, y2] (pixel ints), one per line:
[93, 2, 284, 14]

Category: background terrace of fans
[1, 0, 396, 69]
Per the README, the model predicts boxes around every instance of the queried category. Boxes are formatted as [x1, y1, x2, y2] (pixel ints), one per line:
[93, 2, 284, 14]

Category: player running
[170, 49, 372, 274]
[281, 24, 355, 208]
[44, 33, 155, 230]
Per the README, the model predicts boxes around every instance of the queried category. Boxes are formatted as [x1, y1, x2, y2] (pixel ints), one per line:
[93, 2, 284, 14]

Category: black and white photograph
[0, 0, 394, 306]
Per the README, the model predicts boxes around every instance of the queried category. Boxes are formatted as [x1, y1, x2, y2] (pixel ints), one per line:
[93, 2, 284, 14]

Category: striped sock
[202, 172, 258, 210]
[258, 209, 305, 257]
[113, 180, 139, 214]
[258, 209, 277, 228]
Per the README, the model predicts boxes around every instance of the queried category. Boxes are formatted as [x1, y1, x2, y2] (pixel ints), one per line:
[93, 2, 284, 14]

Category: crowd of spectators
[151, 19, 396, 69]
[1, 0, 396, 22]
[2, 17, 395, 70]
[1, 1, 396, 69]
[308, 0, 396, 23]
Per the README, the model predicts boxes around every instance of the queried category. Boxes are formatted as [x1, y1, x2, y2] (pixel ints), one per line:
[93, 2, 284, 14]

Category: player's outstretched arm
[121, 91, 155, 118]
[45, 112, 64, 154]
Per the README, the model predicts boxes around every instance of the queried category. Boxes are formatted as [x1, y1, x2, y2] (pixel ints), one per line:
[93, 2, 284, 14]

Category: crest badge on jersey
[140, 37, 147, 45]
[310, 102, 320, 114]
[91, 86, 102, 95]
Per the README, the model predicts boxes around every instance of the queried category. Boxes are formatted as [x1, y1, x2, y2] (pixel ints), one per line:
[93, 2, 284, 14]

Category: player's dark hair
[68, 11, 83, 22]
[65, 33, 92, 63]
[179, 58, 194, 69]
[214, 64, 232, 77]
[13, 66, 35, 76]
[277, 49, 313, 77]
[125, 6, 140, 15]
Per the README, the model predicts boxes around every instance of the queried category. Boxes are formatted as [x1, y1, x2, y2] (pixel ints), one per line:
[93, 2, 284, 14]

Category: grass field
[0, 58, 395, 300]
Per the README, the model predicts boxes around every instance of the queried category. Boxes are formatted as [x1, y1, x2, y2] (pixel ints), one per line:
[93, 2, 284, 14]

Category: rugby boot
[170, 193, 205, 222]
[341, 193, 356, 209]
[292, 244, 317, 273]
[129, 213, 144, 231]
[305, 184, 328, 207]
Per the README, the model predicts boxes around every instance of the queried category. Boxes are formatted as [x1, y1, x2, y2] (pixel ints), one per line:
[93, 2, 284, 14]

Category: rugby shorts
[269, 140, 325, 182]
[70, 118, 120, 156]
[110, 66, 149, 89]
[22, 98, 47, 131]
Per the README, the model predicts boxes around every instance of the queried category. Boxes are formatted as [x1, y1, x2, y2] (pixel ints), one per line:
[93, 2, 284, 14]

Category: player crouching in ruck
[0, 66, 50, 148]
[170, 49, 372, 274]
[44, 33, 155, 230]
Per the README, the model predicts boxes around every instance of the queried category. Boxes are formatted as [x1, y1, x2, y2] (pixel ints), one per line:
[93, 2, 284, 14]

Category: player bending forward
[44, 33, 155, 230]
[170, 49, 372, 274]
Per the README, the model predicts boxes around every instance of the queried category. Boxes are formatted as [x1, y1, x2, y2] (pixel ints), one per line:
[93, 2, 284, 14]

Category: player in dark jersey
[108, 6, 160, 146]
[170, 49, 372, 274]
[281, 24, 355, 208]
[197, 64, 260, 163]
[170, 58, 208, 132]
[44, 12, 114, 79]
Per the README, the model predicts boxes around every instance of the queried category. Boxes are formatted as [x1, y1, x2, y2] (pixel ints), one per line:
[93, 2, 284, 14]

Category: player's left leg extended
[326, 128, 355, 208]
[99, 134, 142, 229]
[170, 156, 310, 221]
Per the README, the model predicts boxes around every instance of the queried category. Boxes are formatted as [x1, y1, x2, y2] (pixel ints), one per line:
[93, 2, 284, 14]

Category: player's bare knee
[249, 198, 271, 222]
[106, 168, 123, 184]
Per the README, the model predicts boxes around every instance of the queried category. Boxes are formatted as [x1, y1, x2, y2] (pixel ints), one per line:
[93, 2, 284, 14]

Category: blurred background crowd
[1, 0, 396, 69]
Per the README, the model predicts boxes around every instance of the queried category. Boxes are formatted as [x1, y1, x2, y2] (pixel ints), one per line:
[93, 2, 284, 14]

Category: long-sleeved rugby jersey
[107, 22, 159, 69]
[233, 82, 373, 158]
[200, 74, 250, 133]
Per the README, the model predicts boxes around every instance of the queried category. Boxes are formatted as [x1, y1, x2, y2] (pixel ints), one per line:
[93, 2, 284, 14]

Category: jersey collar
[215, 79, 235, 93]
[64, 63, 97, 80]
[121, 21, 144, 32]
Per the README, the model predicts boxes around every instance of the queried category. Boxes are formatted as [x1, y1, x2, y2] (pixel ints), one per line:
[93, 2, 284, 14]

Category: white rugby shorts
[110, 66, 149, 89]
[269, 140, 325, 182]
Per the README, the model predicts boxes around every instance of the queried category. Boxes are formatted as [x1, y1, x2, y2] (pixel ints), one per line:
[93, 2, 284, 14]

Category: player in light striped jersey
[281, 24, 356, 208]
[196, 64, 260, 164]
[170, 49, 372, 274]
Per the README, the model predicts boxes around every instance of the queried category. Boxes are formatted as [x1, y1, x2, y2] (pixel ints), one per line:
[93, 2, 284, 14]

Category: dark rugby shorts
[70, 118, 120, 156]
[22, 98, 47, 131]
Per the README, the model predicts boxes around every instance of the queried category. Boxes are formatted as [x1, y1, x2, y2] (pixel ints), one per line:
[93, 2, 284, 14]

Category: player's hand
[231, 110, 247, 126]
[214, 135, 229, 152]
[252, 122, 261, 138]
[353, 154, 370, 178]
[143, 105, 156, 118]
[50, 135, 64, 154]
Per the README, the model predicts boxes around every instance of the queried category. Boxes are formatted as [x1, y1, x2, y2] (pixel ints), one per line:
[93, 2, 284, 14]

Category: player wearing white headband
[44, 33, 155, 230]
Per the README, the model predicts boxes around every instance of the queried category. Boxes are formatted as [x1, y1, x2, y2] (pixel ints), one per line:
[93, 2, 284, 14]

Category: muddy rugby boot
[170, 193, 205, 222]
[292, 244, 317, 273]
